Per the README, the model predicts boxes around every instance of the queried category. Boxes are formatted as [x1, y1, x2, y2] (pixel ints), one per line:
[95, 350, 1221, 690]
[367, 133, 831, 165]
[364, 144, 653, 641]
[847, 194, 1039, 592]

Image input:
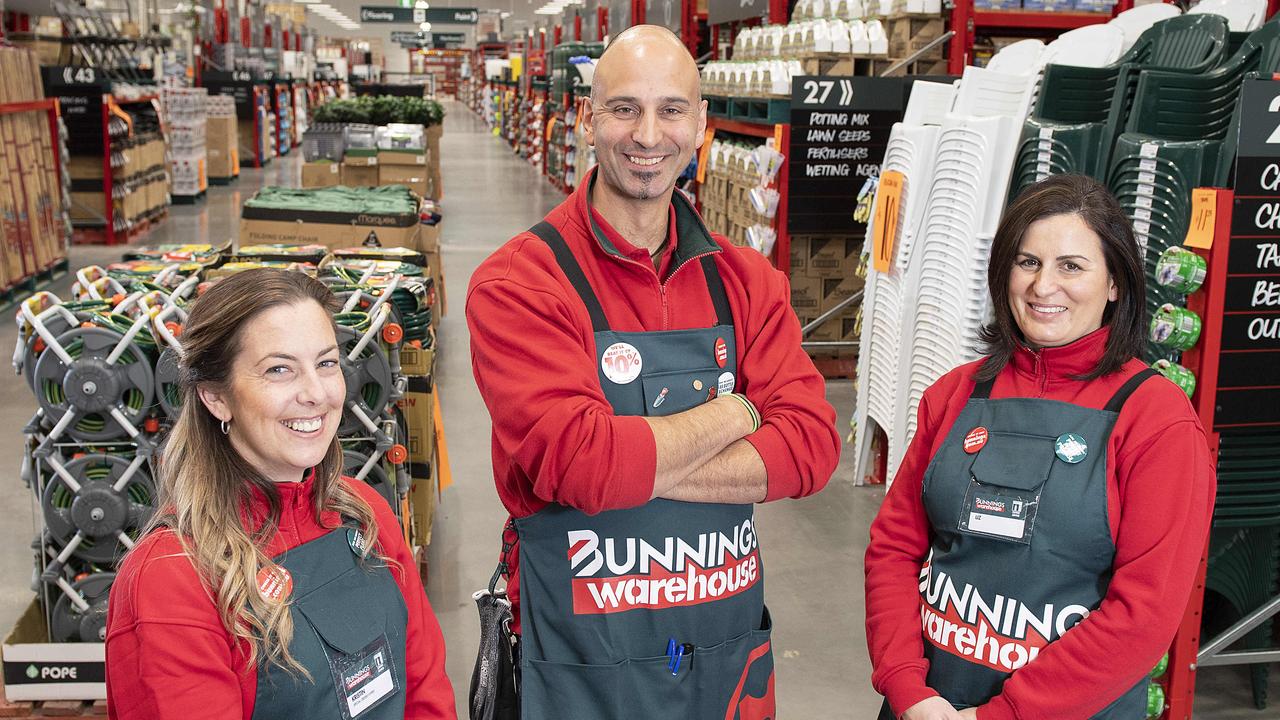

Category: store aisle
[0, 101, 1258, 716]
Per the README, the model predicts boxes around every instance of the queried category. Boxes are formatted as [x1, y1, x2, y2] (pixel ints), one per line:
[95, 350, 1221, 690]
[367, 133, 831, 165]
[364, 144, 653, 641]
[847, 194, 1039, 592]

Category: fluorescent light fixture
[415, 1, 430, 8]
[419, 21, 432, 31]
[500, 11, 511, 18]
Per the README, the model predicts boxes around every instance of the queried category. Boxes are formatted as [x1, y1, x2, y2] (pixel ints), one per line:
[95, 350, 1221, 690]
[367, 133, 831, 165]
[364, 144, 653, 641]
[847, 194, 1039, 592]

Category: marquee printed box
[239, 198, 424, 251]
[2, 600, 104, 701]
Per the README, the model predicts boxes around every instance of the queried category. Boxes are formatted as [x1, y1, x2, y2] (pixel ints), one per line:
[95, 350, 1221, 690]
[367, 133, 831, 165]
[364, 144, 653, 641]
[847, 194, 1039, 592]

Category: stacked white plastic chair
[855, 60, 1039, 487]
[1188, 0, 1266, 32]
[852, 81, 955, 486]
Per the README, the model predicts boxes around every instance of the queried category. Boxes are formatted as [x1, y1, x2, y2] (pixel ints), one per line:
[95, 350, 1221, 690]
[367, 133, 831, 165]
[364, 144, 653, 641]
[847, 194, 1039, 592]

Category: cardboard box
[798, 313, 841, 342]
[417, 222, 441, 253]
[426, 249, 446, 320]
[395, 377, 438, 546]
[341, 163, 379, 187]
[1023, 0, 1075, 9]
[239, 199, 423, 251]
[2, 600, 105, 701]
[790, 273, 822, 315]
[803, 236, 862, 278]
[887, 16, 946, 60]
[379, 164, 430, 198]
[206, 117, 239, 178]
[789, 237, 809, 274]
[302, 161, 341, 188]
[378, 149, 430, 167]
[344, 151, 379, 167]
[819, 274, 866, 312]
[400, 335, 436, 377]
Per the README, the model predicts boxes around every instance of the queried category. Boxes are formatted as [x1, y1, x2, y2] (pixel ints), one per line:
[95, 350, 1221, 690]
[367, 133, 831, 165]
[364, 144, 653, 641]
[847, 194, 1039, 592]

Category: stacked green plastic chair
[1205, 429, 1280, 709]
[1011, 14, 1229, 200]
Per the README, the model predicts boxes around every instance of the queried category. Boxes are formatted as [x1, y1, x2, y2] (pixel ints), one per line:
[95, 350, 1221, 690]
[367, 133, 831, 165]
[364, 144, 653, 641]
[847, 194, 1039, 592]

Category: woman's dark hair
[975, 174, 1146, 382]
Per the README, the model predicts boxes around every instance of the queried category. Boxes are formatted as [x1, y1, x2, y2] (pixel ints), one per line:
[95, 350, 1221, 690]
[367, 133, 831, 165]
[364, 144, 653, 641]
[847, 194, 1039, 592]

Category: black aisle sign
[433, 32, 467, 49]
[360, 6, 478, 24]
[787, 76, 907, 235]
[1218, 76, 1280, 428]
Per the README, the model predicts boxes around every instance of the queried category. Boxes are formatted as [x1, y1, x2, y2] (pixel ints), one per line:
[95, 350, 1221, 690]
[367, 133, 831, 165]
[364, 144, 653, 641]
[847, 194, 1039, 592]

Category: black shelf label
[1218, 76, 1280, 430]
[787, 76, 906, 235]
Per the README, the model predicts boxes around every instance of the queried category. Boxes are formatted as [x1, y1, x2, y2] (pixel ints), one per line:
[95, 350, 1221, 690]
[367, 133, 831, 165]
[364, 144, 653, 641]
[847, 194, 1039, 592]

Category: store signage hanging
[360, 6, 479, 24]
[787, 76, 908, 235]
[1218, 75, 1280, 428]
[645, 0, 681, 33]
[433, 32, 467, 49]
[708, 0, 769, 25]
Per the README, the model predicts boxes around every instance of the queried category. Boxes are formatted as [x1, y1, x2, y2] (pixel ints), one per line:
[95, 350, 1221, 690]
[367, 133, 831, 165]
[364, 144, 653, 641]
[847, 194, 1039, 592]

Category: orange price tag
[871, 171, 905, 273]
[545, 117, 557, 143]
[773, 123, 784, 149]
[1184, 188, 1217, 250]
[575, 98, 586, 131]
[696, 127, 715, 185]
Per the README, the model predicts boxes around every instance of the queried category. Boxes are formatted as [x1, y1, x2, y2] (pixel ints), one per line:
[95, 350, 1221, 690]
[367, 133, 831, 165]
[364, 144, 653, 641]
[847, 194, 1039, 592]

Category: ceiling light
[415, 1, 430, 8]
[419, 21, 432, 31]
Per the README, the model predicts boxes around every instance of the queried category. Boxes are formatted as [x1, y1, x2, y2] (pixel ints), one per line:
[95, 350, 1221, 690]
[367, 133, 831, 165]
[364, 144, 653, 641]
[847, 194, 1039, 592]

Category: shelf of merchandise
[700, 115, 792, 276]
[0, 98, 68, 286]
[948, 0, 1135, 74]
[86, 94, 161, 245]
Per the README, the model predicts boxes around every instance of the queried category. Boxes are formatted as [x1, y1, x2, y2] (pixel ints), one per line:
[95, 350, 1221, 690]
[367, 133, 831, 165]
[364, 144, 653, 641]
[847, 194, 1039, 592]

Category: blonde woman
[105, 269, 456, 720]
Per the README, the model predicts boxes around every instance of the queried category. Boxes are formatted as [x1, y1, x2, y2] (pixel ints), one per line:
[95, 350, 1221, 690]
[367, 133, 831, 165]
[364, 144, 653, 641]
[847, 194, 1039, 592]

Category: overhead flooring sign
[360, 6, 479, 24]
[787, 76, 907, 235]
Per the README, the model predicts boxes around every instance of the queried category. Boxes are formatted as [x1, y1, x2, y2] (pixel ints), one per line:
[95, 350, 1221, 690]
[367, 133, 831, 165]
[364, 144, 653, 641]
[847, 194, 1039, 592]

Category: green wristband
[727, 392, 761, 433]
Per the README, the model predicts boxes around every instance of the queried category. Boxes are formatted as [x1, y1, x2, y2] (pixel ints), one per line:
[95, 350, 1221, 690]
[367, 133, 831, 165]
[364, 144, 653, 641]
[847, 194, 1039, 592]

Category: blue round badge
[1055, 433, 1088, 464]
[347, 527, 367, 556]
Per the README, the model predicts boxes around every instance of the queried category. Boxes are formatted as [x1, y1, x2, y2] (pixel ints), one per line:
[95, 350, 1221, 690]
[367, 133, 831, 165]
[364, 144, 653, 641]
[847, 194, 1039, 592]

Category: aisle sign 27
[871, 171, 905, 273]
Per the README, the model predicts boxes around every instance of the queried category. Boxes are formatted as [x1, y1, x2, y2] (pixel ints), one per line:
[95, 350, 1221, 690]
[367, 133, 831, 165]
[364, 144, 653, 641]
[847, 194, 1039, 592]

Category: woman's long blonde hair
[146, 269, 380, 675]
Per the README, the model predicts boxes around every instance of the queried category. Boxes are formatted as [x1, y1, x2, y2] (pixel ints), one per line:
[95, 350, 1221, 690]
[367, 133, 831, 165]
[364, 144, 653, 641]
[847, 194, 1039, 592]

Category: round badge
[256, 566, 293, 603]
[1055, 433, 1088, 464]
[600, 342, 643, 385]
[963, 427, 988, 454]
[347, 527, 367, 555]
[693, 379, 704, 391]
[714, 338, 728, 368]
[717, 371, 736, 395]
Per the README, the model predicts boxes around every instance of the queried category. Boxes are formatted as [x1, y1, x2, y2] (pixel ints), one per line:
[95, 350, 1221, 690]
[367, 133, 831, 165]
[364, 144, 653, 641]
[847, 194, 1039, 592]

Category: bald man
[467, 25, 839, 718]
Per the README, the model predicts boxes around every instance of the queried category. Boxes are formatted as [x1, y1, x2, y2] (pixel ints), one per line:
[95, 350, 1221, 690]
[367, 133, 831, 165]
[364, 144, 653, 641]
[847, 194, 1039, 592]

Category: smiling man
[466, 25, 840, 719]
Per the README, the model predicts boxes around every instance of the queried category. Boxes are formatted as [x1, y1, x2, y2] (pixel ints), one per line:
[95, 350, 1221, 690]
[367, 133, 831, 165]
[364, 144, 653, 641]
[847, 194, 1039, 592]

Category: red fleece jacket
[105, 475, 456, 720]
[865, 327, 1216, 720]
[466, 171, 840, 629]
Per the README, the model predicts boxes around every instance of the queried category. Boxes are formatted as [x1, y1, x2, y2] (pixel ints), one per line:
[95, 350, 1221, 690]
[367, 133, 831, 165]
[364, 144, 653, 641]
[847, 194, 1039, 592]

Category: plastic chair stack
[1011, 14, 1229, 200]
[900, 66, 1038, 456]
[852, 81, 955, 487]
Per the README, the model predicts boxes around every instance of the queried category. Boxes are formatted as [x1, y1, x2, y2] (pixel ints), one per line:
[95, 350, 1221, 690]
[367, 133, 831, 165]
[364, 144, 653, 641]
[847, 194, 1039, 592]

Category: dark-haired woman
[105, 269, 456, 719]
[865, 175, 1215, 720]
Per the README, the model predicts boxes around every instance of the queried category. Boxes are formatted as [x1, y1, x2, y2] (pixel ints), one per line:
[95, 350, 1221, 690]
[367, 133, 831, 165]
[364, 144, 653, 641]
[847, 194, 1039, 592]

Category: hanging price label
[1184, 187, 1218, 249]
[695, 127, 715, 185]
[871, 170, 905, 273]
[773, 123, 784, 149]
[545, 117, 557, 143]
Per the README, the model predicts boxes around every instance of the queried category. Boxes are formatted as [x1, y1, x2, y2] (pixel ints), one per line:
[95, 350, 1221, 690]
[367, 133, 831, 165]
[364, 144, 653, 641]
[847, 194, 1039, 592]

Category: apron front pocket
[521, 609, 774, 720]
[295, 568, 394, 655]
[641, 367, 731, 416]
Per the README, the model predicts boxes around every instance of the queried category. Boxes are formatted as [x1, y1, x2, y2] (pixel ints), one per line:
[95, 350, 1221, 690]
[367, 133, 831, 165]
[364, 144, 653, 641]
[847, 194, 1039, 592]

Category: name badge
[958, 483, 1039, 545]
[329, 634, 400, 719]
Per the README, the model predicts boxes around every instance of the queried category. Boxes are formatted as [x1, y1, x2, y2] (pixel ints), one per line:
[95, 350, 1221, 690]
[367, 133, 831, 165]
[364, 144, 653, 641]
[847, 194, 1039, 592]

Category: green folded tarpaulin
[245, 185, 418, 215]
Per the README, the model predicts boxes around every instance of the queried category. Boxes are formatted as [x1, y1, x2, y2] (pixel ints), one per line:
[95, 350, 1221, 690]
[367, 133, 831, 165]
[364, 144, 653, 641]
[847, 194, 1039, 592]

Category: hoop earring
[220, 419, 230, 435]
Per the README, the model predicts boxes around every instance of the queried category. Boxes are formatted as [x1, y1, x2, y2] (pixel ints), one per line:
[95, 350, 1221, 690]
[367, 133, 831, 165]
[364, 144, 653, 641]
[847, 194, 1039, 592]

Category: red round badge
[257, 566, 293, 603]
[963, 427, 989, 454]
[715, 338, 728, 368]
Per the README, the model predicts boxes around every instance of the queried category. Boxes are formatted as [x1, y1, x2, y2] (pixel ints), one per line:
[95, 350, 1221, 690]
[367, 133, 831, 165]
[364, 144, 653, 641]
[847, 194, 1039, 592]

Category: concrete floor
[0, 101, 1268, 717]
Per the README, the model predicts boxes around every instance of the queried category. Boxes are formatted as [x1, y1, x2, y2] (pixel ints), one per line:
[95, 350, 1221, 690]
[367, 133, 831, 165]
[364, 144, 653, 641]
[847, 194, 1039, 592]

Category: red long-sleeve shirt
[105, 475, 456, 720]
[865, 327, 1215, 719]
[467, 171, 841, 629]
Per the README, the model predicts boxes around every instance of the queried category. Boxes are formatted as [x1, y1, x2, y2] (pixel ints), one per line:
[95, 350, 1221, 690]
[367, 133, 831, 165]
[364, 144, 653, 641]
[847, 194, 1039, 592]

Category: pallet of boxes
[697, 137, 784, 256]
[790, 234, 863, 363]
[239, 186, 447, 559]
[206, 94, 240, 184]
[0, 45, 69, 288]
[879, 6, 947, 77]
